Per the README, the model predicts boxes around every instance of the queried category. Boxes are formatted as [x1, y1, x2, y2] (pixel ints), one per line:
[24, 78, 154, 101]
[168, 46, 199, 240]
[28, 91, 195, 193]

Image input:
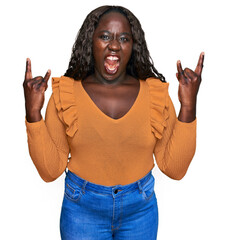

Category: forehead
[95, 11, 131, 33]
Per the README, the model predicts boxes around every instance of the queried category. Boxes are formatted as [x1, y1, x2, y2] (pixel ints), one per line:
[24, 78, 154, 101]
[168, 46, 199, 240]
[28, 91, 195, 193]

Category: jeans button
[114, 189, 118, 194]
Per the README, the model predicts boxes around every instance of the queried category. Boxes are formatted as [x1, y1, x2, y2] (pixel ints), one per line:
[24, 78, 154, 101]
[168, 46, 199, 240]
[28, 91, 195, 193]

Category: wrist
[180, 104, 196, 112]
[26, 110, 42, 123]
[178, 105, 196, 123]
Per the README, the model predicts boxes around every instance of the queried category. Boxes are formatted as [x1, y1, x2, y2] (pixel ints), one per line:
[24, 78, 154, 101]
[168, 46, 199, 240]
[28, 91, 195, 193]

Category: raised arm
[23, 58, 51, 122]
[24, 59, 69, 182]
[177, 52, 204, 122]
[154, 52, 204, 180]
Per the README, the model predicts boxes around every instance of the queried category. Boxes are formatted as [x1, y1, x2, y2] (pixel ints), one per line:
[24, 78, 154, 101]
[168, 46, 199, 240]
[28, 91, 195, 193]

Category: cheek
[122, 45, 133, 62]
[93, 39, 107, 51]
[93, 42, 106, 60]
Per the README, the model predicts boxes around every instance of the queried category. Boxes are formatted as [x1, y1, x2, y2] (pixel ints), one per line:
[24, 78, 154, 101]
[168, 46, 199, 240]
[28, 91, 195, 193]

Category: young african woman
[24, 5, 204, 240]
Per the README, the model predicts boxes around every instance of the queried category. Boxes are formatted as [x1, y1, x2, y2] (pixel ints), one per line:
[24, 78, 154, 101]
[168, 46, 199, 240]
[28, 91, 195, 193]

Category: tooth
[107, 56, 119, 60]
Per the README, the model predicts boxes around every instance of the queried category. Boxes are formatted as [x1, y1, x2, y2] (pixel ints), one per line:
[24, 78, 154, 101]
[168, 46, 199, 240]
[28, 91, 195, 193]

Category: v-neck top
[25, 76, 197, 185]
[79, 79, 142, 123]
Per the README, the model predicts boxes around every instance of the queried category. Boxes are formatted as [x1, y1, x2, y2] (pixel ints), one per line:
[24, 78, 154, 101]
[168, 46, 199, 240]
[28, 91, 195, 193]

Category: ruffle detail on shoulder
[52, 76, 78, 137]
[146, 78, 169, 139]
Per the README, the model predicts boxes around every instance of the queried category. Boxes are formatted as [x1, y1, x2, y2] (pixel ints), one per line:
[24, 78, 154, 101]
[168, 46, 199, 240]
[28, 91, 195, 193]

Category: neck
[92, 69, 129, 86]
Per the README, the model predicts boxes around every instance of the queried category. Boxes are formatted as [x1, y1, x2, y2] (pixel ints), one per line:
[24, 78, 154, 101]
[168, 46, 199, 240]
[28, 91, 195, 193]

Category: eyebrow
[98, 30, 132, 36]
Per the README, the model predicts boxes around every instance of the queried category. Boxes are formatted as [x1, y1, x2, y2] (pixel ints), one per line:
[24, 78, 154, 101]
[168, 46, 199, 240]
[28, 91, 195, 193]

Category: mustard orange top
[25, 76, 196, 185]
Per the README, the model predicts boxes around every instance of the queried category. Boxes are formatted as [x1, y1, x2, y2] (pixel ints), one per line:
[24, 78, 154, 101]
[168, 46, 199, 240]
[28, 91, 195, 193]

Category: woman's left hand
[176, 52, 204, 122]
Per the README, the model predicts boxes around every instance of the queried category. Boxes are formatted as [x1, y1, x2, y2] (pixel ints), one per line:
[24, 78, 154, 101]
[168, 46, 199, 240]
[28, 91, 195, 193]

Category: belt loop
[81, 180, 88, 194]
[137, 180, 143, 194]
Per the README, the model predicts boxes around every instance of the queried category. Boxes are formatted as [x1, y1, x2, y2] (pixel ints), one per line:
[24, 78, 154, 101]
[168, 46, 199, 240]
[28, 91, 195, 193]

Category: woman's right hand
[23, 58, 51, 122]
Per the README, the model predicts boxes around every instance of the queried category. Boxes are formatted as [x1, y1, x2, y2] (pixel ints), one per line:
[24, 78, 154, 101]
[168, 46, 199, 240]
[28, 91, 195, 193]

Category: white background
[1, 0, 228, 239]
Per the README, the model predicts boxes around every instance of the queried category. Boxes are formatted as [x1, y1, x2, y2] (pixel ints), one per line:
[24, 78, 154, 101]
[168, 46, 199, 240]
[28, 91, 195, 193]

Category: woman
[24, 5, 204, 240]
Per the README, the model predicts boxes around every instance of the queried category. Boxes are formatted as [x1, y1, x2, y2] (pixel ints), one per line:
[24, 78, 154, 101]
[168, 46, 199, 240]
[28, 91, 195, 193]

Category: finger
[195, 52, 205, 76]
[24, 76, 42, 88]
[39, 80, 49, 92]
[37, 70, 50, 92]
[41, 70, 51, 91]
[177, 60, 184, 74]
[177, 60, 186, 84]
[31, 77, 43, 88]
[43, 69, 51, 83]
[184, 68, 197, 82]
[27, 77, 43, 92]
[176, 73, 178, 79]
[25, 58, 32, 80]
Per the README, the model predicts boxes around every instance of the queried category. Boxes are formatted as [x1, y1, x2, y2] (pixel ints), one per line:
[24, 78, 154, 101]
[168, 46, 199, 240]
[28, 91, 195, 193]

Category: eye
[119, 36, 129, 42]
[99, 35, 110, 41]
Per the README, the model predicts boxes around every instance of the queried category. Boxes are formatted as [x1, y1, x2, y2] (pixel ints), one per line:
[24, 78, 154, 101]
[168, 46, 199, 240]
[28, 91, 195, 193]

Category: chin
[95, 66, 126, 82]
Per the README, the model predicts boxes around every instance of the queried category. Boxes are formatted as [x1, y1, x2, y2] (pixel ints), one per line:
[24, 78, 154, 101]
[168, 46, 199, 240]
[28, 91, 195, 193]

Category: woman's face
[92, 11, 133, 82]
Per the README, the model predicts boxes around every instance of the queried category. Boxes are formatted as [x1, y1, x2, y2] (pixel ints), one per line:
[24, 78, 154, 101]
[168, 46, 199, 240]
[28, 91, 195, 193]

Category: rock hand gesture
[176, 52, 204, 122]
[23, 58, 51, 122]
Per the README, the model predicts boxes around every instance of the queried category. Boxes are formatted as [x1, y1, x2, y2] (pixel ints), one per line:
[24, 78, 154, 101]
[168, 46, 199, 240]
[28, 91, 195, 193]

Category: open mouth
[104, 55, 120, 74]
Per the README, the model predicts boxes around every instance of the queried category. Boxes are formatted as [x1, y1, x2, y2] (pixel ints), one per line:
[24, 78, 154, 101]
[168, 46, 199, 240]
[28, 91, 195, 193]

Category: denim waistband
[65, 170, 154, 196]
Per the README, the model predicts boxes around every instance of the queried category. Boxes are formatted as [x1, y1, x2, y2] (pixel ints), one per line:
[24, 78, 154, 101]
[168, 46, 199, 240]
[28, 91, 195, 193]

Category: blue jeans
[60, 170, 158, 239]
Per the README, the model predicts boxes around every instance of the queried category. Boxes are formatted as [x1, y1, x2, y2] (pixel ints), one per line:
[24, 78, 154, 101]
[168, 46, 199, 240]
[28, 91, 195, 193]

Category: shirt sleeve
[153, 96, 197, 180]
[25, 94, 70, 182]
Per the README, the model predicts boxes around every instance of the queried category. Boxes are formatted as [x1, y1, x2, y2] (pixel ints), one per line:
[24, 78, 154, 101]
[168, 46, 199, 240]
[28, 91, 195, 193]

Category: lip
[104, 65, 119, 75]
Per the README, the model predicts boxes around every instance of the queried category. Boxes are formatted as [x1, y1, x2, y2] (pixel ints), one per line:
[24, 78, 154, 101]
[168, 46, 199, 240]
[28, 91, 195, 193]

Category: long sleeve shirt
[25, 76, 196, 185]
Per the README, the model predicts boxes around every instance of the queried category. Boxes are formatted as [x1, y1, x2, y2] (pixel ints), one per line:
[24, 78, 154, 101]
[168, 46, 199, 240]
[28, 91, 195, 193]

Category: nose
[108, 39, 121, 52]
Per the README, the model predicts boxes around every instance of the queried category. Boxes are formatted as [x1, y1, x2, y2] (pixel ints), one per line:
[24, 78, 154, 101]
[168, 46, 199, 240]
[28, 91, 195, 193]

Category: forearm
[26, 118, 69, 182]
[155, 119, 196, 180]
[154, 96, 197, 180]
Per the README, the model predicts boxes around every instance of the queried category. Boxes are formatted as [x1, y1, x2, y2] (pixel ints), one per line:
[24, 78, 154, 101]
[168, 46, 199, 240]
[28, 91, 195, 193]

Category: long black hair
[64, 5, 165, 82]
